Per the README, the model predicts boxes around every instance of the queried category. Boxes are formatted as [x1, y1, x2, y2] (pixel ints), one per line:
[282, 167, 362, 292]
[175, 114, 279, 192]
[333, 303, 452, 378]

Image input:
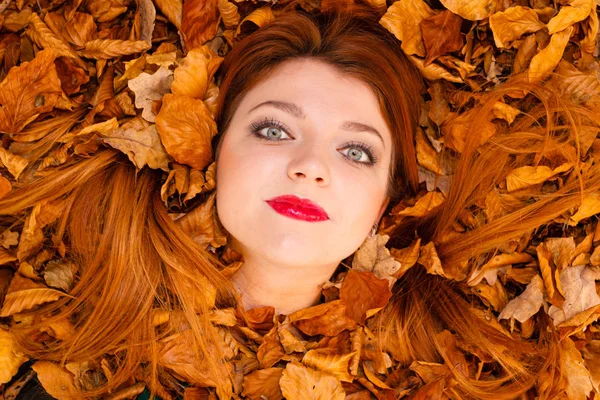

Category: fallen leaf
[548, 265, 600, 325]
[288, 300, 356, 337]
[31, 361, 80, 400]
[0, 328, 28, 385]
[498, 275, 544, 322]
[439, 0, 499, 20]
[127, 66, 174, 122]
[171, 45, 223, 99]
[241, 367, 284, 400]
[155, 93, 217, 169]
[0, 48, 63, 134]
[420, 10, 464, 64]
[569, 192, 600, 225]
[181, 0, 219, 52]
[489, 6, 545, 48]
[352, 234, 402, 286]
[560, 337, 594, 400]
[279, 361, 345, 400]
[528, 26, 574, 84]
[340, 270, 392, 324]
[302, 349, 355, 382]
[505, 163, 572, 192]
[154, 0, 182, 30]
[379, 0, 434, 57]
[0, 148, 28, 180]
[547, 0, 595, 34]
[79, 39, 151, 59]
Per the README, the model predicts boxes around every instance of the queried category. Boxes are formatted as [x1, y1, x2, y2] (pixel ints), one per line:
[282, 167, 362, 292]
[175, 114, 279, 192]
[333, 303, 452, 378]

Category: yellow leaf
[79, 39, 151, 59]
[489, 6, 545, 48]
[395, 191, 445, 217]
[235, 5, 275, 37]
[0, 148, 28, 180]
[27, 13, 86, 68]
[242, 368, 284, 400]
[547, 0, 595, 34]
[155, 93, 217, 170]
[439, 0, 499, 21]
[171, 45, 223, 99]
[32, 361, 80, 400]
[0, 287, 71, 316]
[379, 0, 434, 57]
[505, 163, 572, 192]
[492, 101, 521, 124]
[528, 26, 574, 84]
[154, 0, 182, 30]
[0, 329, 28, 385]
[302, 349, 355, 382]
[569, 192, 600, 225]
[560, 337, 594, 400]
[409, 55, 463, 83]
[218, 0, 241, 29]
[0, 48, 64, 134]
[279, 361, 345, 400]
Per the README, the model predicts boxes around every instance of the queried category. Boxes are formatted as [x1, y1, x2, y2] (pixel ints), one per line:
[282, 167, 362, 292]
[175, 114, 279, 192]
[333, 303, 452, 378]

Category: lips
[265, 194, 329, 222]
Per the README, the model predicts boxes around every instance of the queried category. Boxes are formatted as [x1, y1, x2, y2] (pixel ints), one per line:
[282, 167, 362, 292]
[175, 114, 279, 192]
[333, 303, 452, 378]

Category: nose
[287, 141, 330, 186]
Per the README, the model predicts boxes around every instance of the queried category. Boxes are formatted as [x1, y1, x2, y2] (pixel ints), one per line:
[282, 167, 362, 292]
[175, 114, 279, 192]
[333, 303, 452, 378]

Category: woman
[1, 2, 598, 399]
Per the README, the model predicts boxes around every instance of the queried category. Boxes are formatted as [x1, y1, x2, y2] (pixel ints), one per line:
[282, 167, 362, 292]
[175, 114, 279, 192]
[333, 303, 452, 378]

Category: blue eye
[249, 118, 379, 167]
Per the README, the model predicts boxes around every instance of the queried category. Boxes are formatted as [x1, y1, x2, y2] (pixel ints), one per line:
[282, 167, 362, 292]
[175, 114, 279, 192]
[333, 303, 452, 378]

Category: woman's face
[215, 58, 393, 268]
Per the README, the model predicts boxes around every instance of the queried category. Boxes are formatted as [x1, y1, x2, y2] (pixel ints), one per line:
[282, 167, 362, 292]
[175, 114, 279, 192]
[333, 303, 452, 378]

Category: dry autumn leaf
[379, 0, 434, 57]
[171, 45, 224, 99]
[0, 328, 28, 385]
[279, 361, 346, 400]
[489, 6, 545, 49]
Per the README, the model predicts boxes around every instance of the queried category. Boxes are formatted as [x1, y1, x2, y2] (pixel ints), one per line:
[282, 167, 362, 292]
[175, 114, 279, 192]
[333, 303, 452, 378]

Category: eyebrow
[248, 100, 385, 148]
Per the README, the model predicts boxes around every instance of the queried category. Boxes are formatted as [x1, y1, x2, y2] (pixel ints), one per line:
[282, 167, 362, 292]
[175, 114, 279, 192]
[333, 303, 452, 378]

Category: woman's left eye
[249, 118, 378, 166]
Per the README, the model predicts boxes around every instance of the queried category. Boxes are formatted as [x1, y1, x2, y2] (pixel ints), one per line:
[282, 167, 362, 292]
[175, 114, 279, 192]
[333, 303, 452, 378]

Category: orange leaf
[0, 48, 63, 134]
[279, 361, 345, 400]
[181, 0, 219, 52]
[155, 93, 217, 170]
[241, 367, 284, 400]
[0, 328, 28, 385]
[420, 10, 464, 64]
[171, 45, 223, 100]
[302, 349, 355, 382]
[289, 299, 356, 337]
[257, 323, 285, 368]
[340, 270, 392, 324]
[31, 361, 79, 400]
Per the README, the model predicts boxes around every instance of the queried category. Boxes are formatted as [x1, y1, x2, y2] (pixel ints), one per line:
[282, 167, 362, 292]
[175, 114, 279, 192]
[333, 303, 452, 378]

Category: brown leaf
[390, 238, 421, 279]
[528, 26, 574, 84]
[0, 287, 70, 316]
[181, 0, 219, 52]
[0, 48, 64, 134]
[560, 336, 594, 400]
[289, 300, 356, 337]
[171, 45, 223, 99]
[351, 234, 401, 286]
[32, 361, 80, 400]
[155, 93, 217, 169]
[379, 0, 434, 57]
[0, 175, 11, 199]
[26, 13, 86, 68]
[0, 147, 28, 180]
[0, 328, 29, 385]
[498, 275, 544, 323]
[43, 260, 74, 292]
[175, 192, 227, 249]
[138, 0, 156, 45]
[505, 163, 572, 192]
[85, 0, 128, 23]
[79, 39, 151, 59]
[279, 361, 345, 400]
[54, 57, 90, 95]
[439, 0, 498, 21]
[127, 66, 173, 122]
[63, 12, 98, 48]
[154, 0, 182, 30]
[246, 306, 275, 331]
[101, 117, 171, 171]
[489, 6, 545, 49]
[420, 10, 464, 64]
[547, 0, 595, 34]
[548, 265, 600, 326]
[257, 323, 285, 368]
[302, 349, 355, 382]
[242, 367, 284, 400]
[218, 0, 241, 29]
[340, 270, 392, 324]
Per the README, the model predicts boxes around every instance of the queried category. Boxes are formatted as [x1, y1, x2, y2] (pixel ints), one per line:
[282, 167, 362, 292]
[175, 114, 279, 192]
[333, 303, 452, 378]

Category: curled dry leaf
[31, 361, 80, 400]
[420, 10, 464, 64]
[101, 116, 171, 171]
[279, 361, 346, 400]
[498, 275, 544, 323]
[155, 93, 217, 170]
[154, 0, 182, 30]
[171, 45, 224, 99]
[26, 13, 86, 68]
[301, 349, 355, 382]
[0, 48, 63, 134]
[505, 163, 572, 192]
[181, 0, 219, 52]
[352, 234, 401, 286]
[547, 0, 596, 34]
[288, 299, 356, 337]
[0, 148, 28, 180]
[489, 6, 545, 49]
[0, 328, 28, 385]
[569, 192, 600, 225]
[528, 26, 574, 84]
[79, 39, 151, 59]
[235, 6, 275, 36]
[548, 265, 600, 326]
[127, 66, 174, 123]
[439, 0, 499, 21]
[43, 260, 74, 292]
[218, 0, 241, 30]
[560, 337, 594, 400]
[175, 192, 227, 249]
[241, 367, 284, 400]
[0, 286, 70, 316]
[340, 270, 392, 324]
[379, 0, 434, 57]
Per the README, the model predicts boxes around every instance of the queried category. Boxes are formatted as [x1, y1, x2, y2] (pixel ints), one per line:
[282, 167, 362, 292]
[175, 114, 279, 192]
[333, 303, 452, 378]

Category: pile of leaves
[0, 0, 599, 398]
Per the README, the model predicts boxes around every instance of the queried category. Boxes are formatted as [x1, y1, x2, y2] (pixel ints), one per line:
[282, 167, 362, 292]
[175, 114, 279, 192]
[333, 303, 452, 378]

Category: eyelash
[249, 117, 379, 167]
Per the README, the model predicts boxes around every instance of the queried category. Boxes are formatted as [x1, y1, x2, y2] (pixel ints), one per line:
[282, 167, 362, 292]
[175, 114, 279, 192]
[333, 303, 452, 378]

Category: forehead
[237, 58, 388, 131]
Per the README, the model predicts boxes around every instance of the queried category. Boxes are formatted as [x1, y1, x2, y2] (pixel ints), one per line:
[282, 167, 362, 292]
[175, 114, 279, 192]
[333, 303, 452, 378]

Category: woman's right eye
[250, 118, 293, 142]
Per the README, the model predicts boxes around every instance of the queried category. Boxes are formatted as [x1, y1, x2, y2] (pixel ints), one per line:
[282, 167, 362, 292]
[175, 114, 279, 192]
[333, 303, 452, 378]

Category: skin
[215, 58, 392, 315]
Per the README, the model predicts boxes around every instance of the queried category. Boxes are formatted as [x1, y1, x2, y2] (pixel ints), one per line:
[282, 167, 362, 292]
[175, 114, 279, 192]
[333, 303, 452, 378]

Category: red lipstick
[265, 195, 329, 222]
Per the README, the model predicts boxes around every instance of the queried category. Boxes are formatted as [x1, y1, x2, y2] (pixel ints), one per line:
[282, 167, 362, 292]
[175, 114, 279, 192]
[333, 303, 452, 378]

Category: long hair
[1, 2, 598, 399]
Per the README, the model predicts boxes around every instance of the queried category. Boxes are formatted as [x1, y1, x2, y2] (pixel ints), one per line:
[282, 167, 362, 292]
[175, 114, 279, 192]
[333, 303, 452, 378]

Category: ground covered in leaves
[0, 0, 599, 399]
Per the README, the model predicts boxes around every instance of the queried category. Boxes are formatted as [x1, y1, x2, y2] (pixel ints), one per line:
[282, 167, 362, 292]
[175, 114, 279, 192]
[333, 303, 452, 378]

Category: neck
[230, 254, 338, 316]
